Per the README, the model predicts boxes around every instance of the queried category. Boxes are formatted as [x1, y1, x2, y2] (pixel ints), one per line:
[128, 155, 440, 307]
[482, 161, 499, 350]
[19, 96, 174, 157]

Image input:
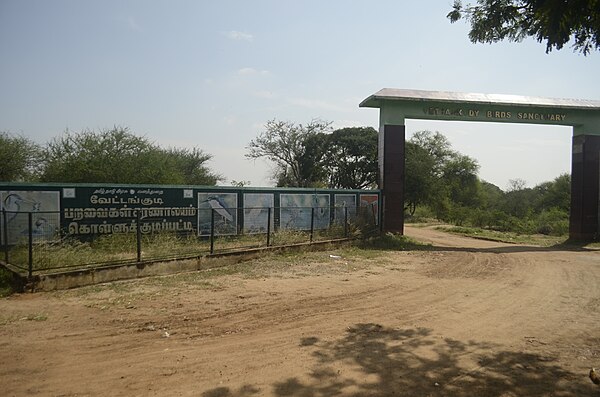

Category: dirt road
[1, 226, 599, 396]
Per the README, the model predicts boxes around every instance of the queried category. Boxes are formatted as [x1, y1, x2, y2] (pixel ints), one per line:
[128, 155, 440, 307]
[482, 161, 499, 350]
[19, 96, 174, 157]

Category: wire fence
[0, 205, 379, 276]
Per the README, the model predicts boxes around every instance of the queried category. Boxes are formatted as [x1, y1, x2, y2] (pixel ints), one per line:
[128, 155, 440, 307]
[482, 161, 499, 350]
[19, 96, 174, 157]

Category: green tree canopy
[247, 121, 379, 189]
[405, 131, 482, 219]
[404, 141, 436, 215]
[401, 131, 571, 236]
[533, 173, 570, 212]
[163, 147, 222, 186]
[246, 119, 332, 187]
[41, 127, 221, 185]
[325, 127, 378, 189]
[448, 0, 600, 55]
[501, 178, 536, 218]
[0, 132, 43, 182]
[409, 130, 456, 176]
[479, 180, 504, 209]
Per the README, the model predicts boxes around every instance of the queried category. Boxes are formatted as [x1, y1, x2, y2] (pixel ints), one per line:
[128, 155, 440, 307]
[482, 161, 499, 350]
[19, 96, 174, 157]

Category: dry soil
[1, 226, 599, 396]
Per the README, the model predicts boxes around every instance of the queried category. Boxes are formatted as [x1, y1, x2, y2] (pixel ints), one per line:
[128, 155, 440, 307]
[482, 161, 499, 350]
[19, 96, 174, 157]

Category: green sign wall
[0, 183, 380, 243]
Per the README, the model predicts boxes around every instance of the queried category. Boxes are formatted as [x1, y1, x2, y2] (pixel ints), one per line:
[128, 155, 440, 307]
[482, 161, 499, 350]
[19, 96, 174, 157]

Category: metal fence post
[136, 211, 142, 262]
[2, 209, 8, 264]
[344, 206, 348, 238]
[266, 207, 271, 247]
[310, 207, 315, 243]
[28, 212, 33, 279]
[210, 209, 215, 254]
[371, 204, 378, 235]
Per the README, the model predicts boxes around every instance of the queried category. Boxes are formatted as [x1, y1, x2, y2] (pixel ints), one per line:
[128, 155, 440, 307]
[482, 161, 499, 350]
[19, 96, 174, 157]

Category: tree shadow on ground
[274, 323, 594, 397]
[201, 384, 260, 397]
[203, 323, 596, 396]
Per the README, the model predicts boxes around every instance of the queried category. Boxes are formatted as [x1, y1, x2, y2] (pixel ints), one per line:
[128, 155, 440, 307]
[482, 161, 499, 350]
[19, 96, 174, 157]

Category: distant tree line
[0, 127, 222, 185]
[248, 120, 570, 236]
[2, 123, 571, 236]
[404, 131, 570, 236]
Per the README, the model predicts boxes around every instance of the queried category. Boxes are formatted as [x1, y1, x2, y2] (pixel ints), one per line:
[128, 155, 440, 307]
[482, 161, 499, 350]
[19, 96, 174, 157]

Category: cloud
[253, 90, 277, 99]
[287, 97, 349, 113]
[224, 30, 254, 41]
[223, 116, 237, 126]
[251, 122, 265, 132]
[332, 119, 367, 129]
[236, 68, 269, 76]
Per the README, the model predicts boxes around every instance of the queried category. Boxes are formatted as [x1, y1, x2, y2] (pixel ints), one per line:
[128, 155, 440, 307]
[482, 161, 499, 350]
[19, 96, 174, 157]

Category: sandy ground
[1, 226, 599, 396]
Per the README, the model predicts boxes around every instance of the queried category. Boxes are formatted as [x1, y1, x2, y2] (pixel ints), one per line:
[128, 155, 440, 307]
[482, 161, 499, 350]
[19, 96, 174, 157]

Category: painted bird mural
[204, 196, 234, 223]
[3, 193, 42, 222]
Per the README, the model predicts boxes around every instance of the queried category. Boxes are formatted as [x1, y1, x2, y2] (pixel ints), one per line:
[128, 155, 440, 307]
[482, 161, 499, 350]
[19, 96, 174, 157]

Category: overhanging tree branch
[448, 0, 600, 55]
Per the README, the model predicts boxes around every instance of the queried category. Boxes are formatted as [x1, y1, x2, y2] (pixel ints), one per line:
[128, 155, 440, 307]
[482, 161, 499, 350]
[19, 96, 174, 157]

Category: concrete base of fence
[1, 238, 351, 292]
[0, 262, 28, 292]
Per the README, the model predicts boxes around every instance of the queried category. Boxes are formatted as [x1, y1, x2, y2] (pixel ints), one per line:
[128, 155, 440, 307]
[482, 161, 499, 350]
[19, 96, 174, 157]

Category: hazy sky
[1, 1, 598, 190]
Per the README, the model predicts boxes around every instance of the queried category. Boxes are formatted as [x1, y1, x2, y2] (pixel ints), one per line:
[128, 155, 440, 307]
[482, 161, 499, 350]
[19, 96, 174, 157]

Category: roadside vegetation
[1, 124, 594, 297]
[403, 131, 571, 238]
[434, 225, 566, 247]
[0, 268, 15, 297]
[1, 128, 222, 185]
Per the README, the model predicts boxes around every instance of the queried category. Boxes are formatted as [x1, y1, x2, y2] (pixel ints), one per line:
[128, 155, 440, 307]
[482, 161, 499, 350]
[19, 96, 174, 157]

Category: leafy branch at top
[448, 0, 600, 55]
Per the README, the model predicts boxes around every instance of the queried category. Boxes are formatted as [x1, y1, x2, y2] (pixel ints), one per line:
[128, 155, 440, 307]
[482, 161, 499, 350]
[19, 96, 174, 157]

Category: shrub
[535, 207, 569, 236]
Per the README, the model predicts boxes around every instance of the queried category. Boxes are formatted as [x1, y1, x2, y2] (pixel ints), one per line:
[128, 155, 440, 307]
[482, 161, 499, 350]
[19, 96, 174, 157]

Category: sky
[1, 0, 599, 190]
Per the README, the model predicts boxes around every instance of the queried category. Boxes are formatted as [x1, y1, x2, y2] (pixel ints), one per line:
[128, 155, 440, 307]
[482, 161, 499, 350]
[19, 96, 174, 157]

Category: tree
[409, 131, 456, 176]
[533, 173, 570, 212]
[42, 127, 156, 183]
[448, 0, 600, 55]
[246, 121, 380, 188]
[325, 127, 378, 189]
[442, 154, 482, 208]
[41, 127, 221, 185]
[405, 131, 482, 219]
[231, 180, 251, 187]
[502, 181, 535, 218]
[0, 132, 43, 182]
[480, 180, 504, 209]
[246, 119, 332, 187]
[295, 132, 330, 187]
[404, 142, 436, 215]
[506, 178, 527, 192]
[162, 147, 222, 186]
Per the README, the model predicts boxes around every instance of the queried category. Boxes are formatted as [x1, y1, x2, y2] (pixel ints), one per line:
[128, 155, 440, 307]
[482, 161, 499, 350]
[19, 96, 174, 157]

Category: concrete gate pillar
[361, 88, 600, 240]
[380, 124, 405, 233]
[570, 135, 600, 240]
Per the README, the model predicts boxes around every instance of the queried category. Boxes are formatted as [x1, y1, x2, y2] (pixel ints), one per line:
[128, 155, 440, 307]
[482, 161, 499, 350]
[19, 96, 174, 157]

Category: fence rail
[0, 205, 379, 276]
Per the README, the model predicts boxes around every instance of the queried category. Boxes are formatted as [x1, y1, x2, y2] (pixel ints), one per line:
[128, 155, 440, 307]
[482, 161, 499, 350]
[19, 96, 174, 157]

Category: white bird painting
[197, 193, 238, 236]
[3, 193, 42, 222]
[205, 196, 234, 223]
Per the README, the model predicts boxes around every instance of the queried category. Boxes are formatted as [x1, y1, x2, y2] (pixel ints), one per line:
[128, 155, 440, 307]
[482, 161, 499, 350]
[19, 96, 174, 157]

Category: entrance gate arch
[360, 89, 600, 240]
